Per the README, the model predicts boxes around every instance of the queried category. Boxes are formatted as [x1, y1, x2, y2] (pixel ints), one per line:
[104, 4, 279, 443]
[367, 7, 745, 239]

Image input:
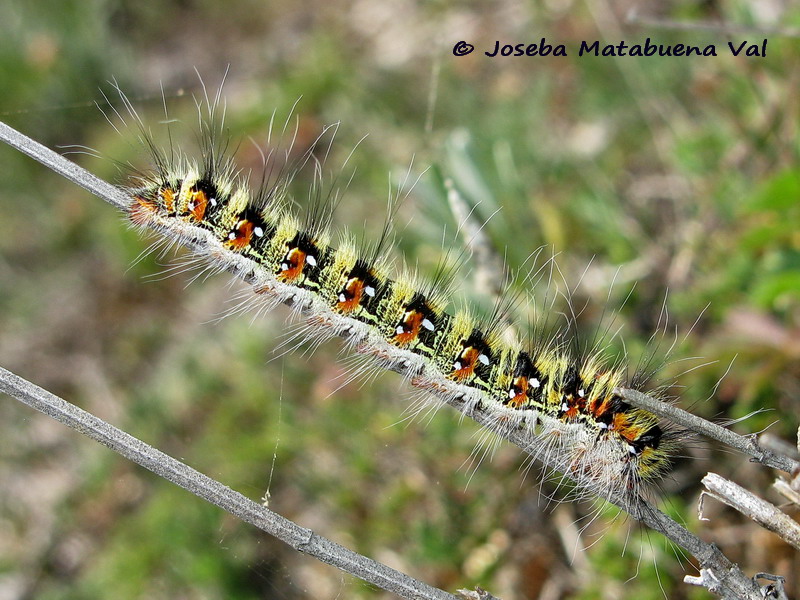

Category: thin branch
[759, 432, 800, 461]
[772, 478, 800, 507]
[0, 121, 129, 211]
[0, 119, 776, 600]
[0, 366, 460, 600]
[617, 387, 800, 474]
[700, 472, 800, 551]
[456, 588, 502, 600]
[445, 178, 507, 302]
[754, 574, 789, 600]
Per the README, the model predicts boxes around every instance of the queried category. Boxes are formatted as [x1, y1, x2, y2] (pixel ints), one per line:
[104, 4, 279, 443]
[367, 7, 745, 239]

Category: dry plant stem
[456, 588, 501, 600]
[754, 574, 790, 600]
[772, 479, 800, 506]
[702, 473, 800, 551]
[759, 433, 800, 461]
[0, 121, 129, 212]
[0, 367, 460, 600]
[0, 119, 769, 599]
[445, 179, 507, 301]
[617, 387, 800, 474]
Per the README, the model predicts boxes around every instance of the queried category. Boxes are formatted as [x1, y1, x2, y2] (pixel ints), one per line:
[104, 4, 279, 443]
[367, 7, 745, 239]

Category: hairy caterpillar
[100, 83, 679, 512]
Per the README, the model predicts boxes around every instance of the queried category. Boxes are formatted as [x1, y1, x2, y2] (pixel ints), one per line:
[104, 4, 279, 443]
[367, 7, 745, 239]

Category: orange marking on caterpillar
[562, 402, 580, 420]
[566, 393, 588, 420]
[612, 412, 631, 435]
[588, 395, 620, 424]
[452, 345, 480, 380]
[187, 189, 208, 222]
[226, 219, 255, 251]
[411, 376, 451, 395]
[253, 283, 276, 295]
[129, 195, 159, 225]
[393, 309, 423, 345]
[307, 313, 335, 328]
[159, 186, 176, 213]
[279, 246, 307, 281]
[336, 277, 365, 312]
[620, 422, 651, 444]
[505, 375, 529, 409]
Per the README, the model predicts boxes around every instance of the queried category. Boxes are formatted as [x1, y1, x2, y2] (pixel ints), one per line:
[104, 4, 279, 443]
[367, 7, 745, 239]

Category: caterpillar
[111, 86, 676, 509]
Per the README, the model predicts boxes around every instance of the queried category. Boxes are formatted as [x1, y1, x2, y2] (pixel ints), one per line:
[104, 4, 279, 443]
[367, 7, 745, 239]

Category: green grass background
[1, 1, 799, 599]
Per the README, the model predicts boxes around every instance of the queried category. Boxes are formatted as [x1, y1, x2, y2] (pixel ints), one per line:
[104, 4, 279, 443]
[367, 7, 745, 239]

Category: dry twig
[0, 366, 461, 600]
[445, 178, 507, 301]
[618, 387, 800, 474]
[701, 472, 800, 551]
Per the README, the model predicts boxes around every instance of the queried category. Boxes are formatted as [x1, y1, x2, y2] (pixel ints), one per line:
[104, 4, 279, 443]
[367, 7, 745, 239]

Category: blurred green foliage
[1, 1, 799, 599]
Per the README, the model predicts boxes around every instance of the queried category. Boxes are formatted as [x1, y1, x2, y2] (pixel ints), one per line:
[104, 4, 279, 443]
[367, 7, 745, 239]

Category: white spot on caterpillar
[453, 361, 463, 370]
[508, 389, 517, 399]
[578, 388, 585, 398]
[422, 318, 435, 331]
[228, 232, 237, 240]
[627, 444, 637, 455]
[478, 354, 490, 366]
[281, 263, 289, 271]
[254, 227, 264, 237]
[365, 286, 376, 297]
[396, 325, 405, 335]
[210, 197, 218, 206]
[531, 378, 541, 388]
[338, 293, 347, 302]
[306, 255, 317, 266]
[561, 401, 569, 412]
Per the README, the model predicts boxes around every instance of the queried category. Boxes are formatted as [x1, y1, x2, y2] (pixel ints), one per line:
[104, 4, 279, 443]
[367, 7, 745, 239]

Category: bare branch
[0, 121, 129, 211]
[701, 472, 800, 551]
[0, 366, 461, 600]
[754, 574, 789, 600]
[759, 432, 800, 461]
[772, 478, 800, 507]
[456, 588, 502, 600]
[445, 178, 507, 302]
[617, 387, 800, 474]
